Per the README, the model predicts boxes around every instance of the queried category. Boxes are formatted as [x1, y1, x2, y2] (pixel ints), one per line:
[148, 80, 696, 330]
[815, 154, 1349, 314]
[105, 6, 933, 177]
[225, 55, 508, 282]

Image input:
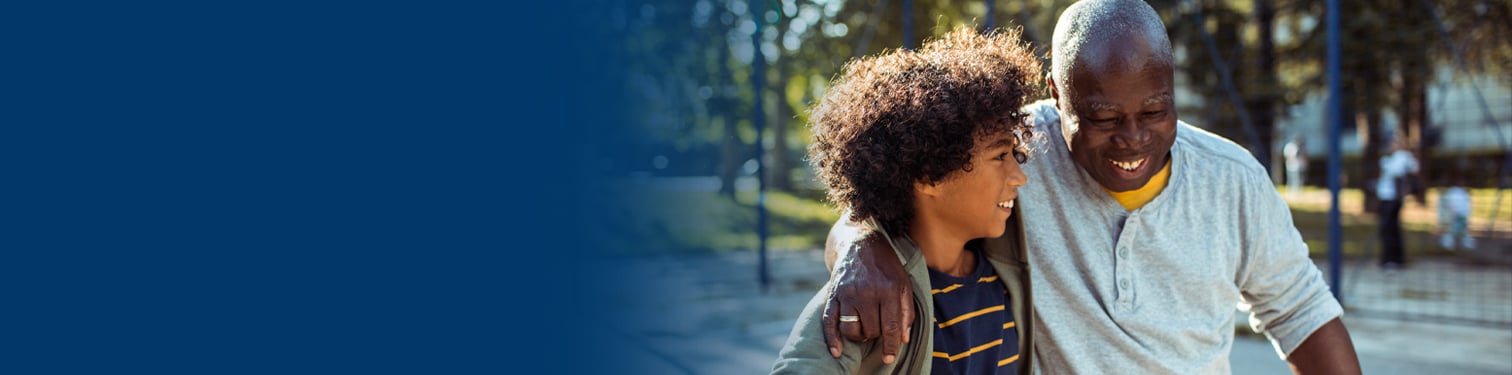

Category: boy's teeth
[997, 200, 1015, 209]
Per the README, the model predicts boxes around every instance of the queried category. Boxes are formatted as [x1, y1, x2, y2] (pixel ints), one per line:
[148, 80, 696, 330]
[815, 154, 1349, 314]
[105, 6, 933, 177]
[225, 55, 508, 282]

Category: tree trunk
[1395, 0, 1432, 184]
[1345, 0, 1386, 213]
[769, 63, 793, 192]
[1252, 0, 1278, 183]
[1356, 71, 1384, 214]
[716, 43, 740, 198]
[718, 115, 742, 197]
[1397, 68, 1427, 182]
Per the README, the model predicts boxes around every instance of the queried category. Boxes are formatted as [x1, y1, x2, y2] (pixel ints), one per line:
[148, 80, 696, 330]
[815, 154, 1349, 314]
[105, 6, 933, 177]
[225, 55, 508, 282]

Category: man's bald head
[1050, 0, 1173, 91]
[1047, 0, 1180, 193]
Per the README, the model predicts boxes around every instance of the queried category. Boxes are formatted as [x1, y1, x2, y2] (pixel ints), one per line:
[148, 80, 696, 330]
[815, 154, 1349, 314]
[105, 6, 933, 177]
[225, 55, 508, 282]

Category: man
[819, 0, 1361, 373]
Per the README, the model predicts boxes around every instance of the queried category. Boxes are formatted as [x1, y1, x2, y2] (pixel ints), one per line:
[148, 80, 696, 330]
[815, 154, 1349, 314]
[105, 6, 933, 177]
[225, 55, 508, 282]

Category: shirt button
[1119, 279, 1131, 289]
[1117, 248, 1129, 258]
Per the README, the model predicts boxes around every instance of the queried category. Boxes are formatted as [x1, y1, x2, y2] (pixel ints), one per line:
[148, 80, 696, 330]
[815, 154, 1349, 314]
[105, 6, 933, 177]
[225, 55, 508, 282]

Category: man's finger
[879, 287, 904, 364]
[822, 291, 844, 358]
[839, 305, 865, 343]
[859, 302, 881, 344]
[899, 287, 915, 344]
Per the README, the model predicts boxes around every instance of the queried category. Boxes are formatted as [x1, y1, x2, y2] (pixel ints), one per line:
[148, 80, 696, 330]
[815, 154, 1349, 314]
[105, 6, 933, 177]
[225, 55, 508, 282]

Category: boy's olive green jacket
[771, 208, 1035, 374]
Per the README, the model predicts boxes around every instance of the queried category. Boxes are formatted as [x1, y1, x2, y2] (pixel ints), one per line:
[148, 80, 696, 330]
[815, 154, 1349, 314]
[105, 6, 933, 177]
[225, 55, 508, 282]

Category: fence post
[1325, 0, 1344, 302]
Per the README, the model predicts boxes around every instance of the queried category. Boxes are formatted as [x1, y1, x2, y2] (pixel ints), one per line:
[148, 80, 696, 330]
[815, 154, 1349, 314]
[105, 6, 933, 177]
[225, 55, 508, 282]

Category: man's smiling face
[1052, 33, 1177, 192]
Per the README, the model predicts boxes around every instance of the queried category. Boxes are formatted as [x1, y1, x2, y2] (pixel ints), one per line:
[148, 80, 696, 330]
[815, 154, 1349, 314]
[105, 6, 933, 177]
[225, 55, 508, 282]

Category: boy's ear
[915, 180, 941, 197]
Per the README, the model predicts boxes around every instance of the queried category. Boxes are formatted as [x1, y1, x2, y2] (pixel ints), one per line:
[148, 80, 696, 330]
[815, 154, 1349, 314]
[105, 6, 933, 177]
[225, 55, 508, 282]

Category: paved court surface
[583, 250, 1512, 374]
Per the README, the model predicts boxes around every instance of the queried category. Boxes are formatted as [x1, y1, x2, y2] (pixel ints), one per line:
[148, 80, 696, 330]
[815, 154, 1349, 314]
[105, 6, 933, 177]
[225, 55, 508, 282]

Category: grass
[1285, 186, 1510, 229]
[1398, 288, 1449, 301]
[1284, 185, 1510, 259]
[1290, 208, 1447, 259]
[1463, 188, 1511, 222]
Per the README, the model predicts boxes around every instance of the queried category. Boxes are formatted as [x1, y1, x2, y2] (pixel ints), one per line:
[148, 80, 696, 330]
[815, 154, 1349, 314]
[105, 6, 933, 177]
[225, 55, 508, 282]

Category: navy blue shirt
[928, 249, 1019, 375]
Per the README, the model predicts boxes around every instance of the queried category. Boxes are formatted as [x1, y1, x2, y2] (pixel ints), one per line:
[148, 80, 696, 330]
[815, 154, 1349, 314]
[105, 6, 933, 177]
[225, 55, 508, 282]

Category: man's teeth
[1111, 158, 1145, 171]
[997, 200, 1015, 209]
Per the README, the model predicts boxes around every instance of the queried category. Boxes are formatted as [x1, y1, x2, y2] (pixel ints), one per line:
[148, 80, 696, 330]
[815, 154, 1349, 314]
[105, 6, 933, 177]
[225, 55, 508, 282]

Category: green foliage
[610, 0, 1080, 184]
[607, 0, 1510, 218]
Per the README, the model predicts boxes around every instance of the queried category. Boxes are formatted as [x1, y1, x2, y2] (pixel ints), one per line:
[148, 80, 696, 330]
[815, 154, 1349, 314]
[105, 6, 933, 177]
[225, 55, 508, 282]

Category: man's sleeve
[770, 282, 867, 374]
[1235, 170, 1345, 358]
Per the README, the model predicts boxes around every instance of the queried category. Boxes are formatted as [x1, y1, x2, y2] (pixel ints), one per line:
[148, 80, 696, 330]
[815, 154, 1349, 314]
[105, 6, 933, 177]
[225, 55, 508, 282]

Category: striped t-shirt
[928, 248, 1019, 375]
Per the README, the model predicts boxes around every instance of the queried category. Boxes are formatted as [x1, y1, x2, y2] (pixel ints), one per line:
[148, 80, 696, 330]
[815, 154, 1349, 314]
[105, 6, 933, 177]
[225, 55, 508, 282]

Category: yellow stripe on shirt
[932, 339, 1004, 362]
[930, 276, 999, 295]
[931, 283, 963, 295]
[936, 305, 1004, 328]
[998, 354, 1020, 367]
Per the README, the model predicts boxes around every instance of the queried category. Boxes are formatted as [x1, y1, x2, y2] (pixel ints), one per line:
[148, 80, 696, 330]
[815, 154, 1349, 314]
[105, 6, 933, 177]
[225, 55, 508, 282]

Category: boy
[771, 27, 1042, 374]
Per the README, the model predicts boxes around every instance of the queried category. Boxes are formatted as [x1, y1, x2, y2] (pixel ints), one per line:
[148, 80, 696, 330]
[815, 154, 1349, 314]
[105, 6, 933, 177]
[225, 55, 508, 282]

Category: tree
[1158, 0, 1275, 170]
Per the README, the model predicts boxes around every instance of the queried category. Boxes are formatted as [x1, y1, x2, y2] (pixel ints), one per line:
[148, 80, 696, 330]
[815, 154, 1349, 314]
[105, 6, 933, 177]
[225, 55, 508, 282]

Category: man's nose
[1111, 118, 1149, 148]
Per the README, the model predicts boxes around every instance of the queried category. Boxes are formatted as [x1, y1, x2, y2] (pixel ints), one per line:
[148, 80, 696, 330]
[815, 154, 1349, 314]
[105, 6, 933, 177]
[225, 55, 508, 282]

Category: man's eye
[1087, 118, 1117, 127]
[1141, 111, 1165, 118]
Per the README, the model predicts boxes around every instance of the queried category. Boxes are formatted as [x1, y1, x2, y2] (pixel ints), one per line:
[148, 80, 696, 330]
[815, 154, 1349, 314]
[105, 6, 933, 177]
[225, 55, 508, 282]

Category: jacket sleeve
[770, 282, 869, 375]
[1235, 169, 1344, 358]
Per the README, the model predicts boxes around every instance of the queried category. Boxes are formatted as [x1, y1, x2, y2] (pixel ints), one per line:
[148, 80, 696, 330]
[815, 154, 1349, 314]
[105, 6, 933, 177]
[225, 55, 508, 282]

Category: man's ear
[1046, 74, 1060, 104]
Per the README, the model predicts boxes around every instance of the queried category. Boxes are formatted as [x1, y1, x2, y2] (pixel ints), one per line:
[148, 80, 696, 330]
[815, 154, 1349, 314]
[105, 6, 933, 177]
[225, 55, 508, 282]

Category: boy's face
[919, 130, 1027, 240]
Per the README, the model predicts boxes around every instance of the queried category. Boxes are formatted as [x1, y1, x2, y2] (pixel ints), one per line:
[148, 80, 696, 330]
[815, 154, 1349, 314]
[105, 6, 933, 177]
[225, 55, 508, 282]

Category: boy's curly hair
[807, 27, 1041, 234]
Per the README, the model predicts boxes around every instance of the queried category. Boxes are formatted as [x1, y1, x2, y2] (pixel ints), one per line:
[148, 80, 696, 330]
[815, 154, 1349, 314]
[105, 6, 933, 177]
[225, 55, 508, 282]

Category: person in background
[1376, 136, 1420, 270]
[1284, 136, 1307, 196]
[1438, 174, 1475, 251]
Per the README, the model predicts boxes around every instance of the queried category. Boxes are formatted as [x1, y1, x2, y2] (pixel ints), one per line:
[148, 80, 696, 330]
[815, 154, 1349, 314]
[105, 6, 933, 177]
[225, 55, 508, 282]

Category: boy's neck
[907, 218, 975, 277]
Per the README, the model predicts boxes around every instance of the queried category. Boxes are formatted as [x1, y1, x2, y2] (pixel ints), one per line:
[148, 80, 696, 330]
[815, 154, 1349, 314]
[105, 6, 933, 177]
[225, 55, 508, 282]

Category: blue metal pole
[902, 0, 914, 50]
[752, 1, 770, 292]
[1325, 0, 1343, 302]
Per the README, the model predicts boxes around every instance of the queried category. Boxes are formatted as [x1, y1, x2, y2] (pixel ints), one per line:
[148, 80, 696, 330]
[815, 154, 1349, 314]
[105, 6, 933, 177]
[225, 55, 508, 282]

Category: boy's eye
[993, 152, 1010, 161]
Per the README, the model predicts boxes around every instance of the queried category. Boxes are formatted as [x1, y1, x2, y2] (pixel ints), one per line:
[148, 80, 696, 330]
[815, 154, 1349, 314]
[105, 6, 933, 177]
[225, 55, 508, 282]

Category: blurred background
[575, 0, 1512, 373]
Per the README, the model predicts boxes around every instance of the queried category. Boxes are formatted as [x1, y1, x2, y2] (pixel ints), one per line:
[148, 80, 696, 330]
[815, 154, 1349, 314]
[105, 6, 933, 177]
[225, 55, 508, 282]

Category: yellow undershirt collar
[1105, 159, 1172, 211]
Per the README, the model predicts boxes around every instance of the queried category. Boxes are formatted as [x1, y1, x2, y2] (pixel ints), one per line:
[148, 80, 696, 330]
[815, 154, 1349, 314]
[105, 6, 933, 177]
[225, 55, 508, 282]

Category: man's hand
[821, 219, 915, 364]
